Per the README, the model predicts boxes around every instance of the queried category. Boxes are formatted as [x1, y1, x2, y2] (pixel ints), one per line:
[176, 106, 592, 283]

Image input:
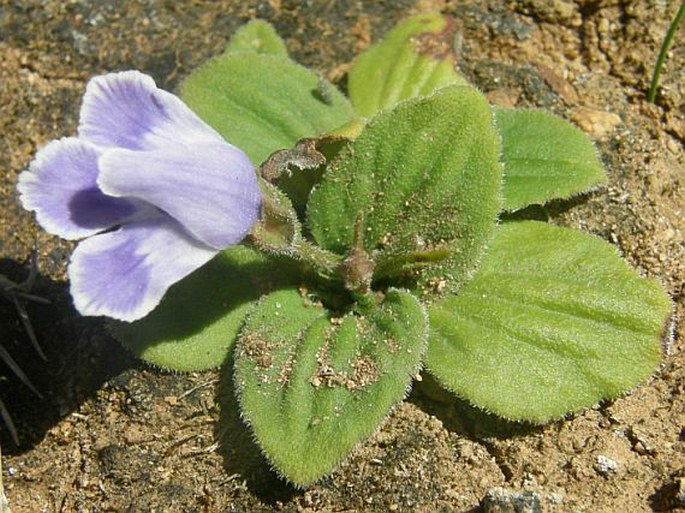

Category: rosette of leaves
[112, 15, 673, 485]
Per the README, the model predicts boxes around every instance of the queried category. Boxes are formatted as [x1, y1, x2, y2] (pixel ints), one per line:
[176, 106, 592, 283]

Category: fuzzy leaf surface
[224, 19, 289, 57]
[308, 85, 502, 293]
[234, 288, 427, 485]
[427, 221, 672, 422]
[497, 108, 607, 211]
[348, 13, 468, 118]
[112, 246, 300, 371]
[180, 53, 355, 165]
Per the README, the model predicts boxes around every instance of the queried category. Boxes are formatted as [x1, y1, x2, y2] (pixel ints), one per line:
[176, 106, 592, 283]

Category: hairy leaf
[348, 13, 468, 118]
[180, 53, 355, 165]
[308, 85, 502, 294]
[427, 221, 672, 422]
[224, 19, 289, 57]
[234, 288, 427, 485]
[497, 108, 607, 211]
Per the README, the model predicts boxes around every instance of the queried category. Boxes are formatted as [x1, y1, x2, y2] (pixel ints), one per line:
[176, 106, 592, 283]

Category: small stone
[486, 88, 519, 108]
[667, 138, 680, 154]
[547, 492, 564, 505]
[303, 490, 321, 507]
[481, 487, 542, 513]
[163, 395, 178, 406]
[594, 454, 619, 475]
[628, 427, 656, 455]
[570, 107, 622, 139]
[536, 63, 579, 104]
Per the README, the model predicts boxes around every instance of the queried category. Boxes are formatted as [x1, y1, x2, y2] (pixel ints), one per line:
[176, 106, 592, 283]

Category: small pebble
[570, 107, 622, 139]
[594, 454, 619, 475]
[481, 487, 542, 513]
[547, 492, 564, 504]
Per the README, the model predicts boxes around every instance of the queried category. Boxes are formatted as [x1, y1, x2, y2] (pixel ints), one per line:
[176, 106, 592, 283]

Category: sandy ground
[0, 1, 683, 511]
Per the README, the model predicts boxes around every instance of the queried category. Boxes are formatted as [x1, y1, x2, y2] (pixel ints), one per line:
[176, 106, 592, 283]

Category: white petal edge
[17, 138, 140, 240]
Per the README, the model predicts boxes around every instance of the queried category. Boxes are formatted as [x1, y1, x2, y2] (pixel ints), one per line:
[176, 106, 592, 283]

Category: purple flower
[18, 71, 261, 322]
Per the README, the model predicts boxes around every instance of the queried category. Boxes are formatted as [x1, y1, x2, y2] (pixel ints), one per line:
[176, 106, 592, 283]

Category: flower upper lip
[17, 70, 262, 322]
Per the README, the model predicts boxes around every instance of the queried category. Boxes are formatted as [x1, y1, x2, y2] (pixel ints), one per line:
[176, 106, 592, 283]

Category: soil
[0, 0, 683, 512]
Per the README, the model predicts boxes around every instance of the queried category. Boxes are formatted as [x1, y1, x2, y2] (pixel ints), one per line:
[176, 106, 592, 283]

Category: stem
[249, 179, 346, 282]
[292, 240, 344, 280]
[374, 247, 451, 281]
[340, 213, 375, 293]
[648, 1, 685, 103]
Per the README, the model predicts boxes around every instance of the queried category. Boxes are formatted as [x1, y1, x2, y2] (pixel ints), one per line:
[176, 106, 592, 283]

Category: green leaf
[308, 85, 502, 294]
[180, 53, 355, 165]
[111, 246, 300, 371]
[224, 19, 289, 57]
[234, 288, 427, 485]
[348, 13, 469, 118]
[497, 108, 607, 211]
[427, 221, 672, 422]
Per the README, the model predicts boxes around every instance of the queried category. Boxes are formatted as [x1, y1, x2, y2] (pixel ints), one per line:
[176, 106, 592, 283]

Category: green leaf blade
[426, 221, 672, 422]
[111, 246, 300, 371]
[308, 85, 503, 293]
[224, 19, 289, 57]
[234, 288, 427, 485]
[180, 53, 355, 165]
[497, 108, 608, 211]
[348, 13, 468, 118]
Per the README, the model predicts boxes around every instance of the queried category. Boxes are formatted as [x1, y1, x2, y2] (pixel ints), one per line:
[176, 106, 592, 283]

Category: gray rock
[481, 487, 542, 513]
[594, 455, 619, 476]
